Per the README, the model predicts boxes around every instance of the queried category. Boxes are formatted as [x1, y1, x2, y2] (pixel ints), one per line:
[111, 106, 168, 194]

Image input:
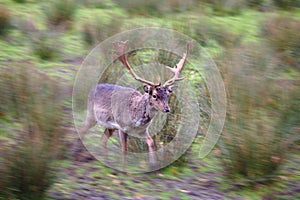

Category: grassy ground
[0, 0, 299, 199]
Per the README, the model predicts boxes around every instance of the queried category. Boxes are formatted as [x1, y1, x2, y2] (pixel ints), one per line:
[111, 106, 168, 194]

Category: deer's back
[91, 84, 146, 132]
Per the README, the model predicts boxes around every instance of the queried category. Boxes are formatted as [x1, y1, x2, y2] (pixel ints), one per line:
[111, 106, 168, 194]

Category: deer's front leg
[119, 130, 128, 152]
[100, 128, 114, 156]
[119, 130, 128, 169]
[146, 135, 155, 153]
[145, 130, 157, 168]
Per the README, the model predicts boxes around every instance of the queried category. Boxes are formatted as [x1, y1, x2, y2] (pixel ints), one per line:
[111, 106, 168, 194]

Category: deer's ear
[167, 85, 178, 93]
[144, 85, 152, 93]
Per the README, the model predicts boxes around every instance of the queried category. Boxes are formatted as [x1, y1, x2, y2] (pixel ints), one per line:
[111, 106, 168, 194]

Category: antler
[113, 40, 160, 87]
[163, 41, 192, 87]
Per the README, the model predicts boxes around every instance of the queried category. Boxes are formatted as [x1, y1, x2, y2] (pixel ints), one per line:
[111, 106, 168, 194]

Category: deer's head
[113, 41, 191, 113]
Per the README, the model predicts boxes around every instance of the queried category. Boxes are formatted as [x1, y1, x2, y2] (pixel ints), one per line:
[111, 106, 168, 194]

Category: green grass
[1, 1, 300, 199]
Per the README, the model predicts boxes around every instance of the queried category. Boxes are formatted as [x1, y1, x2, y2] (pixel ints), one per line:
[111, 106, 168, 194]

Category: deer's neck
[142, 93, 157, 120]
[130, 92, 157, 126]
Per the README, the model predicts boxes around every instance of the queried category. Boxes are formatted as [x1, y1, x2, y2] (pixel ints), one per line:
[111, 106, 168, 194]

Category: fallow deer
[79, 41, 191, 165]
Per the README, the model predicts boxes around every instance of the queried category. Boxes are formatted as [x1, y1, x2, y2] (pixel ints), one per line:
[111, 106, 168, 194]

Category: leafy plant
[273, 0, 300, 10]
[261, 15, 300, 70]
[113, 0, 165, 16]
[82, 13, 124, 46]
[31, 31, 61, 60]
[218, 43, 298, 183]
[0, 4, 11, 36]
[0, 65, 65, 199]
[12, 0, 26, 3]
[45, 0, 77, 28]
[205, 0, 246, 16]
[81, 0, 117, 9]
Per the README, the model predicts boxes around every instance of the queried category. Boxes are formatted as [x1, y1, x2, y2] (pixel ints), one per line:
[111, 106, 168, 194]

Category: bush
[218, 43, 298, 183]
[45, 0, 77, 28]
[172, 17, 242, 49]
[205, 0, 246, 16]
[246, 0, 274, 11]
[81, 0, 117, 9]
[113, 0, 159, 16]
[82, 14, 123, 46]
[31, 30, 61, 60]
[0, 66, 65, 199]
[12, 0, 26, 3]
[273, 0, 300, 10]
[0, 4, 11, 36]
[261, 15, 300, 71]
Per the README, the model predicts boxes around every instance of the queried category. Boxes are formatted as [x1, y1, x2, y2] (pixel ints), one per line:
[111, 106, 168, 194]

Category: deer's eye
[152, 94, 157, 99]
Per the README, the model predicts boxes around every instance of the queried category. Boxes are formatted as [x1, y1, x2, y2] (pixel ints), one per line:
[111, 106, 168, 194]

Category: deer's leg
[73, 112, 97, 161]
[74, 111, 96, 154]
[100, 128, 114, 155]
[79, 117, 97, 138]
[119, 130, 128, 168]
[146, 135, 155, 152]
[144, 131, 157, 167]
[119, 130, 128, 152]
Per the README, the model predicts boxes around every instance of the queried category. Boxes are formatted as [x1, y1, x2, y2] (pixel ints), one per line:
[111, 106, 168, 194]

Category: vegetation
[0, 66, 66, 199]
[0, 0, 299, 199]
[261, 15, 300, 70]
[0, 4, 10, 36]
[219, 43, 298, 182]
[45, 0, 77, 28]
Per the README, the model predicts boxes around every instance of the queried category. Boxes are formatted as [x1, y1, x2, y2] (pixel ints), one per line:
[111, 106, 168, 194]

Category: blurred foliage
[113, 0, 194, 16]
[261, 15, 300, 71]
[273, 0, 300, 10]
[113, 0, 164, 16]
[171, 17, 242, 49]
[81, 0, 117, 9]
[82, 13, 124, 46]
[12, 0, 26, 3]
[218, 42, 299, 183]
[207, 0, 246, 16]
[0, 65, 66, 199]
[45, 0, 77, 29]
[31, 30, 62, 60]
[0, 0, 299, 198]
[0, 4, 11, 36]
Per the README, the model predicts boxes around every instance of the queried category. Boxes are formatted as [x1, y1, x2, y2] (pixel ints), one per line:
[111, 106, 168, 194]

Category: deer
[78, 40, 191, 167]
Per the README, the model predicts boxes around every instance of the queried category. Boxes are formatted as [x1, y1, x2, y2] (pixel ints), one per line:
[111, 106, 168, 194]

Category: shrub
[205, 0, 246, 16]
[82, 14, 123, 46]
[0, 4, 11, 36]
[113, 0, 165, 16]
[45, 0, 77, 28]
[164, 0, 195, 13]
[172, 17, 242, 49]
[0, 65, 65, 199]
[218, 43, 298, 183]
[12, 0, 26, 3]
[273, 0, 300, 10]
[31, 30, 61, 60]
[261, 15, 300, 71]
[81, 0, 117, 9]
[246, 0, 274, 11]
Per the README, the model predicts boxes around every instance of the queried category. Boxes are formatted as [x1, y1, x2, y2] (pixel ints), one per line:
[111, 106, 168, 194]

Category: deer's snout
[164, 106, 170, 113]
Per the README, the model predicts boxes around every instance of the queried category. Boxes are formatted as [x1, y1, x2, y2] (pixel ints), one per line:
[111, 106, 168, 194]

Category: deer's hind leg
[78, 92, 97, 138]
[79, 112, 97, 138]
[144, 130, 157, 168]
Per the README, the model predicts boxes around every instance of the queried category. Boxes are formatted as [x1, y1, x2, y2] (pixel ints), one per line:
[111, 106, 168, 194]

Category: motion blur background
[0, 0, 299, 199]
